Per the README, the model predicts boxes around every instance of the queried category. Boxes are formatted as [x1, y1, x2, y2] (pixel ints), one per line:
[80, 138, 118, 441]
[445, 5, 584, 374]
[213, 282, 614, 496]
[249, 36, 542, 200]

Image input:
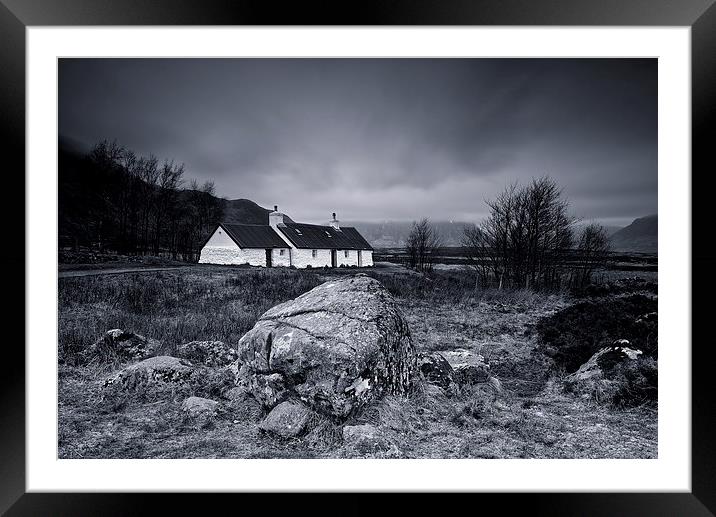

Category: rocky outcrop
[232, 275, 416, 419]
[83, 329, 160, 364]
[176, 340, 238, 367]
[258, 401, 313, 438]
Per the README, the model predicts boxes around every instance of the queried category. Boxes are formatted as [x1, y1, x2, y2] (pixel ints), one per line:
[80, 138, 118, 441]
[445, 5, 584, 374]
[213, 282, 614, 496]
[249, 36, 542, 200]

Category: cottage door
[358, 250, 363, 267]
[265, 249, 272, 267]
[331, 250, 337, 267]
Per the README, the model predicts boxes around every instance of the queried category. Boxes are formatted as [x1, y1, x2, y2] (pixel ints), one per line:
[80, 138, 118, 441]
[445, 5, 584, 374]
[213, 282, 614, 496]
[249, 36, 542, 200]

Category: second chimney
[329, 212, 340, 231]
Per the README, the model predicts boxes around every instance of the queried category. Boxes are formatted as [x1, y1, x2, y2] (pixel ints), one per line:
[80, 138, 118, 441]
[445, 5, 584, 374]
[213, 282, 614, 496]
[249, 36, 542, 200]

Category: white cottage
[199, 207, 374, 268]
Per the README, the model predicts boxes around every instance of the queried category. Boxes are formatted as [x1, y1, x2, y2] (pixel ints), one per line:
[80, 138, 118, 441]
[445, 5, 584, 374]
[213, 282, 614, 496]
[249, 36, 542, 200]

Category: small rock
[176, 340, 238, 367]
[442, 349, 491, 385]
[103, 355, 194, 390]
[224, 386, 249, 401]
[181, 396, 219, 418]
[564, 345, 645, 396]
[258, 401, 313, 438]
[417, 352, 456, 390]
[84, 329, 160, 364]
[453, 363, 491, 385]
[342, 424, 399, 457]
[242, 372, 288, 408]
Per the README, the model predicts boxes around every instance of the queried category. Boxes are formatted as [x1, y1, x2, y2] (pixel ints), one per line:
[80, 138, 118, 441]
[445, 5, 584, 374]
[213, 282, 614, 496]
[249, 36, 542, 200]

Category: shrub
[536, 294, 657, 373]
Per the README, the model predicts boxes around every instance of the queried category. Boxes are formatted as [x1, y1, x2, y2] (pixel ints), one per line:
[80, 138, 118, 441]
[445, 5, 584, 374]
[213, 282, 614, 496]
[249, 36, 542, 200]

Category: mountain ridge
[609, 214, 657, 253]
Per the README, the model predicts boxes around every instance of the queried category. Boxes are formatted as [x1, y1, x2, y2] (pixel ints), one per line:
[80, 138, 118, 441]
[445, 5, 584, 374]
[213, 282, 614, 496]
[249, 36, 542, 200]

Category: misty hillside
[221, 199, 294, 225]
[609, 214, 658, 253]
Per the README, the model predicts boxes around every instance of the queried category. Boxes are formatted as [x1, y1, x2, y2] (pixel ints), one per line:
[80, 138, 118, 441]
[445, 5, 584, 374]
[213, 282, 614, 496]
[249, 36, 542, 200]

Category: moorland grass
[57, 265, 658, 459]
[58, 268, 322, 364]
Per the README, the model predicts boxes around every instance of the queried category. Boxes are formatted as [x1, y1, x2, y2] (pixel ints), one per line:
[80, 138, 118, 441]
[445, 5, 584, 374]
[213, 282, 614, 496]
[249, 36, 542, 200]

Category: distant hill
[609, 214, 658, 253]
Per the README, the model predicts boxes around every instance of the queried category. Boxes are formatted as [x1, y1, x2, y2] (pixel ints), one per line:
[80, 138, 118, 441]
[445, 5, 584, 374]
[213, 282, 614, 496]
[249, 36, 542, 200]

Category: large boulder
[83, 329, 160, 364]
[176, 340, 238, 367]
[232, 275, 416, 419]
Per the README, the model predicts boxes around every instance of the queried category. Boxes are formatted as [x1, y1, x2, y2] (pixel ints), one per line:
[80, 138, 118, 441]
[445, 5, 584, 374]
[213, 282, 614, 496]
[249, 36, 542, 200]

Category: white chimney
[269, 205, 285, 227]
[329, 212, 340, 231]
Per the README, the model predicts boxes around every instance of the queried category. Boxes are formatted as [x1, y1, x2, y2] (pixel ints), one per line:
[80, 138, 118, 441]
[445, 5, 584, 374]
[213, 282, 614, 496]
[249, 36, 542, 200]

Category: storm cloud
[59, 58, 656, 226]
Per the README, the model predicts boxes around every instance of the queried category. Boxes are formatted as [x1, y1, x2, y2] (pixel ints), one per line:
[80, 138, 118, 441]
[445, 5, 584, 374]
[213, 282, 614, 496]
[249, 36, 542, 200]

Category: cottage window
[279, 249, 285, 256]
[312, 250, 317, 258]
[344, 250, 349, 258]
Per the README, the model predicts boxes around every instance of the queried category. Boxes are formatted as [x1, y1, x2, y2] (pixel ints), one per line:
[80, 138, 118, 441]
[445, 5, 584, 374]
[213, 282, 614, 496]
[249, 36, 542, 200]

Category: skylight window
[295, 229, 302, 235]
[325, 231, 332, 237]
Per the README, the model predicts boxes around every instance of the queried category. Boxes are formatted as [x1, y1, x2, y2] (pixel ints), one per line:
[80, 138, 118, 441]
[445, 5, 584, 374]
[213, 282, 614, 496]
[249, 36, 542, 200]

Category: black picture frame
[2, 0, 714, 514]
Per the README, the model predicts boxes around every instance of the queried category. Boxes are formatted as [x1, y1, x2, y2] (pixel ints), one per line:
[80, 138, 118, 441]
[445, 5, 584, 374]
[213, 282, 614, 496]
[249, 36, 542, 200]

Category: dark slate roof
[277, 223, 373, 250]
[219, 223, 288, 249]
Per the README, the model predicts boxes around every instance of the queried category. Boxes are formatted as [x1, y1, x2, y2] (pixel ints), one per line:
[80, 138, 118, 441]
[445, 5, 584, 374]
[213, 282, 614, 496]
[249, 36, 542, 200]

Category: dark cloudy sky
[59, 58, 656, 227]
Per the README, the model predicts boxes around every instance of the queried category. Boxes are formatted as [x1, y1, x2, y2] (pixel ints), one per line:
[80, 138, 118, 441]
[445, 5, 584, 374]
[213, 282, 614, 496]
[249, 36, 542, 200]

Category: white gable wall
[198, 226, 267, 266]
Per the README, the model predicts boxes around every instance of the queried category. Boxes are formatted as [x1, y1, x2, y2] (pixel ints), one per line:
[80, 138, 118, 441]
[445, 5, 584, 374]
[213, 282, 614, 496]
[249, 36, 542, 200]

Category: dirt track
[58, 266, 190, 278]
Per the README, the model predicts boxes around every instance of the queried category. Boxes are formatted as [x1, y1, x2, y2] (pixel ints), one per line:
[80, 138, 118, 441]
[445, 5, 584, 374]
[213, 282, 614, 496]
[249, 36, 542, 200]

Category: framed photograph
[3, 0, 714, 513]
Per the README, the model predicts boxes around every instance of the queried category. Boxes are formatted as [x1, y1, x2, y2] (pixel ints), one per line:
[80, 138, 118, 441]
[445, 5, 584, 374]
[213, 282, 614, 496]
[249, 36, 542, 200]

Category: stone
[453, 364, 491, 385]
[232, 276, 416, 419]
[417, 352, 456, 390]
[83, 329, 160, 364]
[176, 340, 238, 367]
[258, 401, 313, 438]
[224, 386, 249, 401]
[181, 396, 219, 417]
[442, 349, 492, 385]
[564, 345, 644, 394]
[103, 355, 194, 390]
[342, 424, 399, 457]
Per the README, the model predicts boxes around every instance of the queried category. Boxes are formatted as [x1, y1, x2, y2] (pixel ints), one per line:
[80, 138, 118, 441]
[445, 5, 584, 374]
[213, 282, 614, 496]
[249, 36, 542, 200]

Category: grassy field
[58, 264, 658, 459]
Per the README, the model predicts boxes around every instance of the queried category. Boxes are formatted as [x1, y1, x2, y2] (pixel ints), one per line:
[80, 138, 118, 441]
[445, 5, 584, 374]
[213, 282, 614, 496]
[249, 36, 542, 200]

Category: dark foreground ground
[58, 263, 657, 459]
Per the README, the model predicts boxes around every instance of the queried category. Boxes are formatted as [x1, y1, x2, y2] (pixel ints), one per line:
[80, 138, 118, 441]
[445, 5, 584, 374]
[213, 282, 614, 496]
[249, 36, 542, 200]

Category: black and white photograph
[57, 57, 658, 460]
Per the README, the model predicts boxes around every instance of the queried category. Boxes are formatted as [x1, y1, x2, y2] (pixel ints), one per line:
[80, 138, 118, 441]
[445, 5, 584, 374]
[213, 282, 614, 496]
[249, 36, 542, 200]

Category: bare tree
[463, 177, 575, 290]
[153, 160, 185, 254]
[405, 218, 442, 272]
[462, 223, 491, 288]
[571, 222, 612, 288]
